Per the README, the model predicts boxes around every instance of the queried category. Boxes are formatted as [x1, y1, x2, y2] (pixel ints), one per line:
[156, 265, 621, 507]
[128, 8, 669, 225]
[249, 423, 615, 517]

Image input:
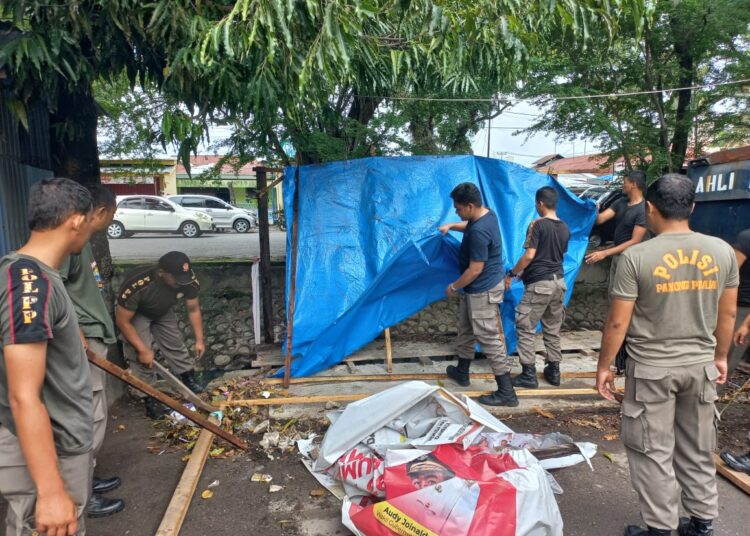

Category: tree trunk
[669, 18, 695, 173]
[49, 87, 113, 283]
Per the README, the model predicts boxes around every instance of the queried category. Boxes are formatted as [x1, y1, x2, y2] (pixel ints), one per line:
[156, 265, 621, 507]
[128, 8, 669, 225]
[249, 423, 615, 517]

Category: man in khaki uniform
[61, 185, 124, 518]
[0, 178, 95, 536]
[505, 187, 570, 388]
[597, 174, 739, 536]
[439, 182, 516, 407]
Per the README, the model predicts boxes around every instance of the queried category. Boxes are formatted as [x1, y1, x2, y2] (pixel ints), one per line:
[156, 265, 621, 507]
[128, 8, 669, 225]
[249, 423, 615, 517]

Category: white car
[108, 195, 214, 239]
[167, 195, 258, 233]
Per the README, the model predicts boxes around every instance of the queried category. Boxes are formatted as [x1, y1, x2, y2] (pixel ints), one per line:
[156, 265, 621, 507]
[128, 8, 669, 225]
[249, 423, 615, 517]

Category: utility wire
[366, 78, 750, 103]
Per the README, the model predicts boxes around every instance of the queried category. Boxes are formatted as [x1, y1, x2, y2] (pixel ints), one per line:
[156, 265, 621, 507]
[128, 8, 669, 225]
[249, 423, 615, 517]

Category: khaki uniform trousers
[515, 277, 567, 366]
[86, 338, 108, 462]
[621, 358, 719, 530]
[455, 282, 512, 376]
[122, 310, 193, 399]
[0, 426, 92, 536]
[728, 305, 750, 372]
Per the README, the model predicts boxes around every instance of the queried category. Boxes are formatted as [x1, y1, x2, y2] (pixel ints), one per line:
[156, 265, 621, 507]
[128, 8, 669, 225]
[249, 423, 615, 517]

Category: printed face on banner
[405, 454, 455, 490]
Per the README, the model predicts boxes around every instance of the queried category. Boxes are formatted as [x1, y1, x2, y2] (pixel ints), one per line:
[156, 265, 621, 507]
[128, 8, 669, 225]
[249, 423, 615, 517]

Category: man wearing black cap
[115, 251, 205, 418]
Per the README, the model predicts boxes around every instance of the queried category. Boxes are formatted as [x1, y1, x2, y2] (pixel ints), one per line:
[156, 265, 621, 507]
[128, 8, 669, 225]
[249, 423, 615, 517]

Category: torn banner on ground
[299, 382, 597, 536]
[280, 156, 596, 378]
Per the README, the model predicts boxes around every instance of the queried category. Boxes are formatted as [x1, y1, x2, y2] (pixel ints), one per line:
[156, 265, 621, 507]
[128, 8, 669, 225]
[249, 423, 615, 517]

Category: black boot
[92, 476, 121, 494]
[543, 361, 561, 386]
[478, 374, 519, 407]
[144, 397, 170, 420]
[446, 358, 471, 387]
[179, 369, 205, 393]
[678, 516, 713, 536]
[87, 493, 125, 518]
[512, 364, 538, 388]
[624, 525, 672, 536]
[720, 450, 750, 474]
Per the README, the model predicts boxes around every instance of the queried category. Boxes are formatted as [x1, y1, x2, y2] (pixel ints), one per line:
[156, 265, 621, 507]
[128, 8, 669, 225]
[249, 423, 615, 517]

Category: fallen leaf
[208, 480, 220, 489]
[602, 451, 615, 463]
[181, 454, 191, 462]
[309, 488, 327, 498]
[531, 406, 556, 419]
[437, 380, 446, 388]
[117, 424, 126, 431]
[209, 447, 225, 458]
[201, 490, 214, 499]
[603, 433, 618, 441]
[269, 485, 284, 493]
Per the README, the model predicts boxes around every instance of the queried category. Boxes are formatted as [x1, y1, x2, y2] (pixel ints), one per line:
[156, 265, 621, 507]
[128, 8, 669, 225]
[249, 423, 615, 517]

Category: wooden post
[254, 166, 274, 343]
[155, 417, 218, 536]
[283, 157, 301, 388]
[384, 328, 393, 373]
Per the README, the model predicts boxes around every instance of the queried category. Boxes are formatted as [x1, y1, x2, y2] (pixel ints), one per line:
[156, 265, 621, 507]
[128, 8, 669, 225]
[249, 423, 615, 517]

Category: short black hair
[450, 182, 483, 207]
[28, 178, 92, 231]
[536, 186, 558, 209]
[646, 173, 695, 221]
[624, 170, 647, 192]
[88, 184, 117, 210]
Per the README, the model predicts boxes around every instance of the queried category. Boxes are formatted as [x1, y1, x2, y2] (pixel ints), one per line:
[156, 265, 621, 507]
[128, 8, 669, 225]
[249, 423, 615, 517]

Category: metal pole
[486, 102, 492, 158]
[283, 156, 301, 388]
[254, 166, 274, 344]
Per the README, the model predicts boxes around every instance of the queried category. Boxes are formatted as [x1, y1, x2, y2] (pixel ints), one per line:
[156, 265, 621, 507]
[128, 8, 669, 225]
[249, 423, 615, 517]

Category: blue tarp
[278, 155, 596, 378]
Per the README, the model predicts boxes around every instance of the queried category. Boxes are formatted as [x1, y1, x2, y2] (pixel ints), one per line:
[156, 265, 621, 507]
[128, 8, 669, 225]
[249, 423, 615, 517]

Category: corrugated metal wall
[0, 93, 53, 256]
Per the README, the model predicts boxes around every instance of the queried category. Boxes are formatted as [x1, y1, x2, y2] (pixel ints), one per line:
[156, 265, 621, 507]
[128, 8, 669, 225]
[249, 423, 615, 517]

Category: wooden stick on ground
[714, 453, 750, 495]
[155, 417, 219, 536]
[86, 350, 247, 450]
[218, 386, 614, 408]
[384, 328, 393, 373]
[240, 370, 599, 386]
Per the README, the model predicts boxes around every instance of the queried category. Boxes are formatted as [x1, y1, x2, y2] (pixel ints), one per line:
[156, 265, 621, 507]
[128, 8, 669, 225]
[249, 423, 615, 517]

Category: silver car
[168, 195, 258, 233]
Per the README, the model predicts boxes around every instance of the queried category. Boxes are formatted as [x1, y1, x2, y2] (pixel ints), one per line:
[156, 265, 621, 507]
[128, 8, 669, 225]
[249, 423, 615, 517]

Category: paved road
[109, 229, 287, 261]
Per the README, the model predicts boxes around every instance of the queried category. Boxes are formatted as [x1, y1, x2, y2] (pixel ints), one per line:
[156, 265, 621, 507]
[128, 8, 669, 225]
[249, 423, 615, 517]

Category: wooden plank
[384, 328, 393, 373]
[417, 356, 433, 366]
[155, 417, 218, 536]
[219, 387, 607, 408]
[236, 371, 597, 386]
[253, 332, 602, 368]
[87, 350, 247, 450]
[345, 361, 357, 374]
[714, 453, 750, 495]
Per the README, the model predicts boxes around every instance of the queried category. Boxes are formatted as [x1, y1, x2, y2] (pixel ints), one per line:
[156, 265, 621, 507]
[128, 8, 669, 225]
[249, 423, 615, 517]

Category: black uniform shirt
[117, 267, 199, 319]
[734, 229, 750, 307]
[611, 198, 647, 246]
[521, 217, 570, 285]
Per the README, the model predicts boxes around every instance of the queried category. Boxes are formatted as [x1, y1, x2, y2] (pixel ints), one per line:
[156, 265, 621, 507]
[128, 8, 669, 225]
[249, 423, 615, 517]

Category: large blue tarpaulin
[279, 155, 596, 378]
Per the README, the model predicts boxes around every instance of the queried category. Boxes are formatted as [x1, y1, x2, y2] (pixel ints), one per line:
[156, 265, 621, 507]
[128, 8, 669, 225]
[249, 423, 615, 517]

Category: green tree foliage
[1, 0, 645, 168]
[518, 0, 750, 176]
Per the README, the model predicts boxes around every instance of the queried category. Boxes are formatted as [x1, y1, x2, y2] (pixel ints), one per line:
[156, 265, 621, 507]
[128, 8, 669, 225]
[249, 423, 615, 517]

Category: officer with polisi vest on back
[115, 251, 207, 419]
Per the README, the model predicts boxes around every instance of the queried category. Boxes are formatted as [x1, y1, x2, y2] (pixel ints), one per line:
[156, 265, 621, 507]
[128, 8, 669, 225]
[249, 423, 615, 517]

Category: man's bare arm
[453, 260, 485, 289]
[438, 221, 469, 234]
[185, 297, 205, 358]
[115, 305, 154, 367]
[5, 341, 78, 535]
[596, 298, 635, 400]
[595, 207, 616, 225]
[714, 287, 738, 384]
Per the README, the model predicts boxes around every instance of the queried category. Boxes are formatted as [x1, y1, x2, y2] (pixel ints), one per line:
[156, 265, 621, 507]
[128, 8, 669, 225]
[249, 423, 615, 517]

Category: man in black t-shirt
[115, 251, 206, 418]
[439, 182, 517, 407]
[505, 187, 570, 387]
[728, 228, 750, 372]
[585, 170, 648, 294]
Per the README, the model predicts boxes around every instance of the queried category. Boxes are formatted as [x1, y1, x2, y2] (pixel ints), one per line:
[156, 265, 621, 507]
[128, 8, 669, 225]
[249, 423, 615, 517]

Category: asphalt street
[109, 229, 287, 261]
